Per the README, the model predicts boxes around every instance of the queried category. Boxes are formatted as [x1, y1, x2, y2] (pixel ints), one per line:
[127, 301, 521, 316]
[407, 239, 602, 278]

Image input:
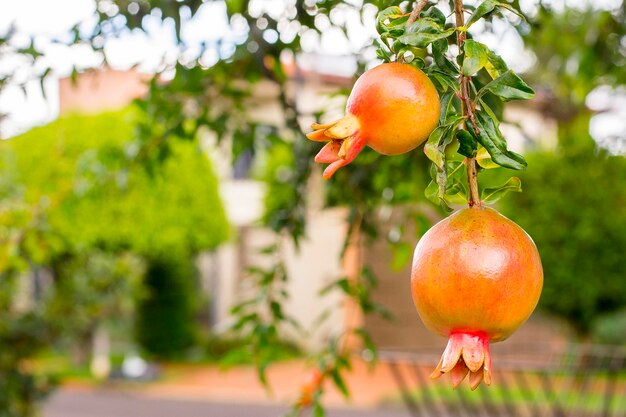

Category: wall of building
[59, 69, 149, 115]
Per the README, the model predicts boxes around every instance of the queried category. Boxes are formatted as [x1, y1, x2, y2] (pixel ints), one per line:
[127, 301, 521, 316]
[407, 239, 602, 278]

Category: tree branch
[453, 0, 481, 208]
[407, 0, 430, 26]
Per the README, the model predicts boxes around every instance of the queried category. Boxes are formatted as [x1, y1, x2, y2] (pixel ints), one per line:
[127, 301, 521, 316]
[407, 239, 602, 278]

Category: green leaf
[376, 47, 392, 62]
[478, 70, 535, 101]
[387, 28, 406, 38]
[467, 0, 499, 27]
[399, 28, 455, 48]
[498, 2, 524, 17]
[429, 71, 459, 93]
[443, 114, 466, 129]
[331, 367, 350, 398]
[405, 18, 441, 34]
[424, 127, 448, 170]
[376, 6, 404, 33]
[438, 92, 455, 121]
[425, 177, 438, 203]
[425, 178, 452, 212]
[462, 40, 509, 79]
[432, 39, 458, 74]
[319, 278, 350, 296]
[443, 161, 468, 204]
[428, 161, 463, 211]
[481, 176, 522, 203]
[475, 147, 500, 169]
[399, 19, 455, 48]
[422, 6, 446, 27]
[467, 0, 524, 27]
[456, 130, 478, 157]
[445, 183, 469, 204]
[386, 15, 410, 29]
[270, 301, 284, 320]
[424, 115, 464, 169]
[424, 115, 465, 211]
[484, 50, 509, 79]
[436, 168, 447, 199]
[446, 159, 466, 182]
[462, 40, 489, 76]
[474, 104, 527, 170]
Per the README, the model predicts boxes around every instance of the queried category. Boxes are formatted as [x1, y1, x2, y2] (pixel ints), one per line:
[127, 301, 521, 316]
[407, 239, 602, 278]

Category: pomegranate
[411, 207, 543, 389]
[306, 62, 440, 179]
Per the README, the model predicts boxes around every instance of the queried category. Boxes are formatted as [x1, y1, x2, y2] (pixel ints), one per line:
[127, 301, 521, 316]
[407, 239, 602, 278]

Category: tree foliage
[1, 108, 228, 258]
[0, 108, 229, 414]
[136, 256, 199, 358]
[519, 2, 626, 151]
[46, 250, 145, 364]
[522, 3, 626, 108]
[500, 141, 626, 335]
[0, 280, 56, 417]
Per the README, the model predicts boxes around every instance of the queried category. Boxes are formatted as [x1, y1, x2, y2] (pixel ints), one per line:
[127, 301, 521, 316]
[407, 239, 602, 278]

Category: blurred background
[0, 0, 625, 416]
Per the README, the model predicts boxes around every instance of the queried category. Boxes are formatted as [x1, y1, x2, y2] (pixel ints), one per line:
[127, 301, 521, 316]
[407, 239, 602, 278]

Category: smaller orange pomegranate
[306, 62, 440, 179]
[411, 207, 543, 389]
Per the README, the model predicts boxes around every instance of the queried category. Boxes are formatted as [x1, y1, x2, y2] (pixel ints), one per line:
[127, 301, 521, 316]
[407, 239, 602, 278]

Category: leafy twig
[398, 0, 430, 63]
[407, 0, 430, 26]
[453, 0, 482, 207]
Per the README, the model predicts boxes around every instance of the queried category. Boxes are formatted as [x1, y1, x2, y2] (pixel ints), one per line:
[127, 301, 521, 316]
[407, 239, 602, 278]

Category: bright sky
[0, 0, 234, 136]
[0, 0, 623, 150]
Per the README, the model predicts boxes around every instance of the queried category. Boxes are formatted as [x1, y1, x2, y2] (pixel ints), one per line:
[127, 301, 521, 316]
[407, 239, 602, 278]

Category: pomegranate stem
[465, 157, 480, 207]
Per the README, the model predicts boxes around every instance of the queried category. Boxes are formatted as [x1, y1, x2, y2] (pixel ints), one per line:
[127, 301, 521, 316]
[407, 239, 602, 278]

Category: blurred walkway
[52, 358, 411, 415]
[134, 358, 403, 408]
[44, 391, 411, 417]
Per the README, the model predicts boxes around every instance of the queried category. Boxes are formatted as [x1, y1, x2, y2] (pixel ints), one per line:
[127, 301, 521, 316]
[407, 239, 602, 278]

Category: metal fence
[379, 343, 626, 417]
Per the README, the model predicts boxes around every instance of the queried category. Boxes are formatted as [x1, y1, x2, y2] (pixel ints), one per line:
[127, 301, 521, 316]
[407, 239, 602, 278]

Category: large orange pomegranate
[411, 207, 543, 389]
[306, 62, 440, 179]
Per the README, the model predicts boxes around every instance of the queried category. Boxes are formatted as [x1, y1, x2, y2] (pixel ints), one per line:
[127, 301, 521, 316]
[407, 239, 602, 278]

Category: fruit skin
[411, 207, 543, 388]
[347, 62, 440, 155]
[411, 206, 543, 341]
[307, 62, 440, 179]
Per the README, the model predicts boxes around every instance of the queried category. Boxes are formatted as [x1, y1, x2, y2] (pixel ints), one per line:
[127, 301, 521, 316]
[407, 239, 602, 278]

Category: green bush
[0, 309, 57, 417]
[591, 309, 626, 345]
[499, 142, 626, 335]
[1, 108, 230, 359]
[1, 108, 229, 256]
[45, 251, 145, 364]
[136, 256, 199, 358]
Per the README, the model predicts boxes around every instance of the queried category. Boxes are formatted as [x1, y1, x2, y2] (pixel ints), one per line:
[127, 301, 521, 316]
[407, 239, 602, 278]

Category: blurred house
[59, 61, 562, 352]
[59, 69, 150, 115]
